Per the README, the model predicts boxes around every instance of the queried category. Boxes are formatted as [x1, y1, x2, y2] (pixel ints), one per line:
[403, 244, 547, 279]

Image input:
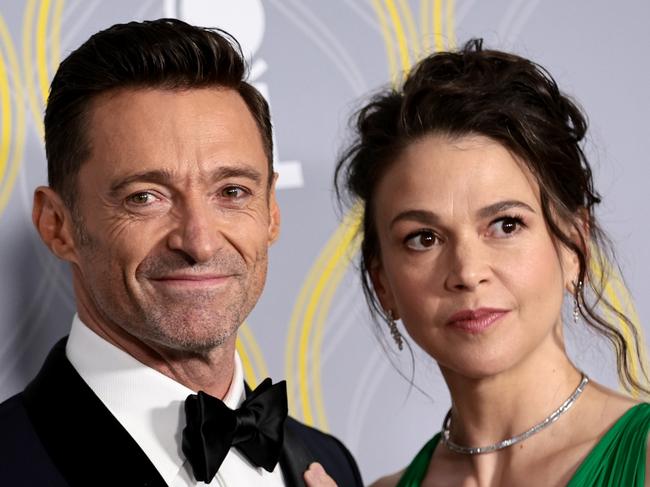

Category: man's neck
[76, 309, 237, 399]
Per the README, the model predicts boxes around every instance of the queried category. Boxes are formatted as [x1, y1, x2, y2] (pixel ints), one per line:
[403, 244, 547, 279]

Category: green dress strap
[395, 403, 649, 487]
[395, 433, 441, 487]
[568, 402, 650, 486]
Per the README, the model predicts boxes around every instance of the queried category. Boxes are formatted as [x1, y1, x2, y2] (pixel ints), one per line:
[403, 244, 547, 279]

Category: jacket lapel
[244, 382, 314, 487]
[279, 418, 315, 487]
[22, 337, 168, 487]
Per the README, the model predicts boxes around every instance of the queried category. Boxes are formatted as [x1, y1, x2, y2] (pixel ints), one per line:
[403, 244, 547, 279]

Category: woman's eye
[127, 192, 157, 205]
[488, 216, 524, 238]
[221, 186, 248, 199]
[404, 230, 439, 251]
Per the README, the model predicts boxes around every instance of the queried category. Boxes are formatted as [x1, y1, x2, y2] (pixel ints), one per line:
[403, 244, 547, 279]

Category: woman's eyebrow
[476, 200, 536, 218]
[390, 209, 439, 229]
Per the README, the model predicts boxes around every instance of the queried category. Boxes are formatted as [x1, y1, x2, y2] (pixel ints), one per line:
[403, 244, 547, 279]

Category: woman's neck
[440, 340, 582, 448]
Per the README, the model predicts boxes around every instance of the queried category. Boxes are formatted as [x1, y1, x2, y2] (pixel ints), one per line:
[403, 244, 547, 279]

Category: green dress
[396, 403, 650, 486]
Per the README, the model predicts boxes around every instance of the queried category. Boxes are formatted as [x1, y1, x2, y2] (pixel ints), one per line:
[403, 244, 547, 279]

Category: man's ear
[32, 186, 80, 264]
[369, 257, 399, 319]
[267, 173, 281, 245]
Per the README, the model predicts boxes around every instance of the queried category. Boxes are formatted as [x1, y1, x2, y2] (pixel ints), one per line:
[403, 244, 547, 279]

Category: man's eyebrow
[476, 200, 536, 219]
[108, 165, 264, 196]
[208, 165, 263, 185]
[109, 169, 175, 195]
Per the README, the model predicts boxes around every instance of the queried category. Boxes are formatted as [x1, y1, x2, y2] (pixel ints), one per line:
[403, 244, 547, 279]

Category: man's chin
[142, 319, 240, 354]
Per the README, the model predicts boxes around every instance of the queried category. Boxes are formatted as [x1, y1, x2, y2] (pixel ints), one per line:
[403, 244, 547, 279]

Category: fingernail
[308, 462, 325, 475]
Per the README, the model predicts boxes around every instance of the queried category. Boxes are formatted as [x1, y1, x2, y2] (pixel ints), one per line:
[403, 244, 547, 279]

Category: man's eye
[221, 186, 248, 199]
[127, 192, 157, 205]
[488, 216, 525, 238]
[404, 230, 440, 251]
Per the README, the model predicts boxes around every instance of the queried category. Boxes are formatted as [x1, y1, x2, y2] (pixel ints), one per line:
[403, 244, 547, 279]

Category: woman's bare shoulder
[589, 381, 640, 413]
[369, 470, 405, 487]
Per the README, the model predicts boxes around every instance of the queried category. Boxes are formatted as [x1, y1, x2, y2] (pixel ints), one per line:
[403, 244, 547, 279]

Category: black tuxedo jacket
[0, 338, 363, 487]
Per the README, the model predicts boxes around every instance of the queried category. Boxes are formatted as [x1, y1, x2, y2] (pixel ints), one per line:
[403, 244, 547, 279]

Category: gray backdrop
[0, 0, 648, 482]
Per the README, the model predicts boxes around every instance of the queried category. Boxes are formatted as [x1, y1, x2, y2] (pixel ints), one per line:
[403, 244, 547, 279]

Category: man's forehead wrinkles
[109, 168, 175, 194]
[108, 163, 263, 193]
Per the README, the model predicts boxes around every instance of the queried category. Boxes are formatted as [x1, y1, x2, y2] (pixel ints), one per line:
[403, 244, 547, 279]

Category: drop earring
[386, 310, 403, 350]
[573, 280, 583, 324]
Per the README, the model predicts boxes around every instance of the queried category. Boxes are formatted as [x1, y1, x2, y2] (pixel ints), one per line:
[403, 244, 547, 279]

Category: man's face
[69, 87, 279, 353]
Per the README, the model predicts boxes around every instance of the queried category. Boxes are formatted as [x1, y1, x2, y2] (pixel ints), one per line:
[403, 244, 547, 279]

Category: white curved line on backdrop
[455, 0, 480, 28]
[1, 0, 83, 381]
[132, 0, 159, 21]
[321, 278, 366, 364]
[268, 0, 368, 95]
[496, 0, 525, 45]
[19, 0, 83, 299]
[505, 0, 542, 47]
[0, 276, 66, 389]
[60, 1, 108, 51]
[285, 0, 369, 93]
[345, 346, 390, 453]
[343, 0, 382, 34]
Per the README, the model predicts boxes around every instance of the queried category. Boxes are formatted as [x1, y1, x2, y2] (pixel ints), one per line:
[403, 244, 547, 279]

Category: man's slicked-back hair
[45, 18, 273, 207]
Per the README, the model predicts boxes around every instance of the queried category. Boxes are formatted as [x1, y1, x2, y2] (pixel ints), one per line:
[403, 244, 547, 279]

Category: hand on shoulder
[304, 462, 339, 487]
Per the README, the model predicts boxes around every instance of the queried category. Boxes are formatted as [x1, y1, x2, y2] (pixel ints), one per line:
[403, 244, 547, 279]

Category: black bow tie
[182, 378, 288, 483]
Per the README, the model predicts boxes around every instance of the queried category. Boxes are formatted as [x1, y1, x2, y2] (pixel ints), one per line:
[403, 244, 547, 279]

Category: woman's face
[371, 134, 578, 379]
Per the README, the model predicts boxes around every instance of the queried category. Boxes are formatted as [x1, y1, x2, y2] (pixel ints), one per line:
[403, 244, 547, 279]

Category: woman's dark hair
[45, 18, 273, 209]
[335, 39, 649, 395]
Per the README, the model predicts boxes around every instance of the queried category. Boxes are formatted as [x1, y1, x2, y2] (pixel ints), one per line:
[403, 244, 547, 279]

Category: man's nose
[167, 198, 222, 264]
[443, 236, 491, 292]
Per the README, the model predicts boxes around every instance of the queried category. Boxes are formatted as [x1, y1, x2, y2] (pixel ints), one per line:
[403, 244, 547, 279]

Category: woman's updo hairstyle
[335, 39, 648, 395]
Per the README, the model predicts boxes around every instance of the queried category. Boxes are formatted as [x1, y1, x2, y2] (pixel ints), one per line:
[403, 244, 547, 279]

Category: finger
[303, 462, 339, 487]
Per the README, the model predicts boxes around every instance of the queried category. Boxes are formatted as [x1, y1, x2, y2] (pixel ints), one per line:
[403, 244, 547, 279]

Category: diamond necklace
[441, 374, 589, 455]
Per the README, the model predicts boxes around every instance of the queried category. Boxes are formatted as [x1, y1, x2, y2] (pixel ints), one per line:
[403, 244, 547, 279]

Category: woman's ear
[561, 209, 590, 293]
[32, 186, 81, 264]
[369, 257, 399, 318]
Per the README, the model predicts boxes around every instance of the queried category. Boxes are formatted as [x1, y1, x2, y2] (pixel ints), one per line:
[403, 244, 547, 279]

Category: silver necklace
[442, 374, 589, 455]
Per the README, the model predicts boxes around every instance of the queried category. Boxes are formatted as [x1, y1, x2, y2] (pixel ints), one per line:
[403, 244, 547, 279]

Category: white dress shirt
[66, 315, 285, 486]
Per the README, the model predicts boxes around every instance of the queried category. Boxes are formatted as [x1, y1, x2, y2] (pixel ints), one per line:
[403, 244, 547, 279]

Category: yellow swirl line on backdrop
[36, 0, 52, 103]
[287, 1, 438, 428]
[294, 214, 359, 425]
[50, 0, 64, 74]
[0, 14, 27, 216]
[285, 226, 339, 415]
[397, 0, 420, 60]
[0, 33, 11, 185]
[304, 213, 361, 428]
[420, 0, 431, 52]
[370, 0, 398, 88]
[384, 0, 412, 72]
[287, 1, 454, 427]
[23, 0, 42, 137]
[433, 0, 444, 52]
[590, 255, 649, 396]
[445, 0, 456, 49]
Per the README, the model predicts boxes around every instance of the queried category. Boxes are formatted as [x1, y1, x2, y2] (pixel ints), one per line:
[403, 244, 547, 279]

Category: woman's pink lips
[446, 308, 509, 334]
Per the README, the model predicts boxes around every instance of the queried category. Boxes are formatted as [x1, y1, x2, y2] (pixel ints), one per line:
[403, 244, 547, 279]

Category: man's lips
[149, 273, 236, 288]
[446, 308, 510, 334]
[153, 274, 233, 281]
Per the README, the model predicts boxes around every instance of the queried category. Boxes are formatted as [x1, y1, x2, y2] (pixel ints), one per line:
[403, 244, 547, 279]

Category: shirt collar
[66, 314, 245, 485]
